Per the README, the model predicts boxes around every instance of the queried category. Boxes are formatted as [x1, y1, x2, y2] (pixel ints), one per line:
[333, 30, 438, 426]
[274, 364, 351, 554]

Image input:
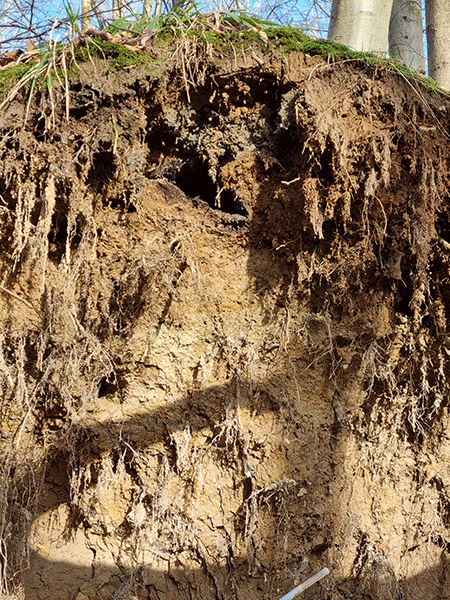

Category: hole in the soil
[98, 374, 120, 398]
[172, 158, 249, 217]
[106, 194, 137, 212]
[334, 335, 351, 348]
[394, 284, 413, 316]
[322, 219, 336, 239]
[381, 102, 396, 119]
[43, 397, 68, 419]
[48, 213, 85, 263]
[70, 86, 98, 119]
[89, 151, 117, 189]
[274, 127, 305, 171]
[421, 314, 434, 330]
[48, 213, 68, 263]
[436, 210, 450, 243]
[430, 475, 444, 491]
[0, 187, 16, 212]
[318, 142, 334, 184]
[174, 159, 216, 204]
[403, 422, 424, 446]
[218, 189, 248, 216]
[70, 214, 85, 250]
[243, 477, 253, 500]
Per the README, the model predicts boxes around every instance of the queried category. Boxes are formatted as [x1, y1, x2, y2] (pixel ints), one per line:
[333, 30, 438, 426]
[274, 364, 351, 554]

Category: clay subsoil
[1, 39, 450, 600]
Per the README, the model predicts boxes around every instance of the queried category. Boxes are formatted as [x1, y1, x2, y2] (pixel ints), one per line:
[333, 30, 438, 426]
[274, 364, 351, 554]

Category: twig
[0, 284, 34, 310]
[61, 50, 71, 121]
[279, 567, 330, 600]
[282, 176, 301, 185]
[112, 114, 119, 155]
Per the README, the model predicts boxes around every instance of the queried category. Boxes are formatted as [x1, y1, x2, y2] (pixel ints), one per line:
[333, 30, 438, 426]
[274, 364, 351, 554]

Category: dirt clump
[1, 40, 450, 600]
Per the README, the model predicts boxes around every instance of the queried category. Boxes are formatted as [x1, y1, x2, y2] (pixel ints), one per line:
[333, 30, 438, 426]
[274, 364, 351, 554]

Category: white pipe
[279, 567, 330, 600]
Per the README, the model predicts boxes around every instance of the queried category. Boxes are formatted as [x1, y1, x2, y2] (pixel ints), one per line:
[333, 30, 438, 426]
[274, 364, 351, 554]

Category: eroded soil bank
[1, 39, 450, 600]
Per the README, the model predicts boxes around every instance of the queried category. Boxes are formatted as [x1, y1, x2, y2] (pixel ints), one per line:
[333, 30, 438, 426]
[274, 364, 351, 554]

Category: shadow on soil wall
[24, 374, 450, 600]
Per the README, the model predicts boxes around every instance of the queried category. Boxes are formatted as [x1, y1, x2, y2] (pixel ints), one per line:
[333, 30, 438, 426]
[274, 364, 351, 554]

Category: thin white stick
[279, 567, 330, 600]
[0, 285, 34, 310]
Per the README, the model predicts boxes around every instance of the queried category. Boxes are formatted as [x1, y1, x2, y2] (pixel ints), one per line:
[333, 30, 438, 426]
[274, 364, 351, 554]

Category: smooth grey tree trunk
[328, 0, 395, 54]
[425, 0, 450, 89]
[81, 0, 91, 30]
[112, 0, 121, 21]
[389, 0, 425, 72]
[143, 0, 152, 17]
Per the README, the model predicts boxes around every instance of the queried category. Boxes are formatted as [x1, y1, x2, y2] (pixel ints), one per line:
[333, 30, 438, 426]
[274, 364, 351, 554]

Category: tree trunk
[81, 0, 91, 30]
[425, 0, 450, 89]
[143, 0, 152, 17]
[389, 0, 425, 73]
[328, 0, 394, 54]
[112, 0, 121, 21]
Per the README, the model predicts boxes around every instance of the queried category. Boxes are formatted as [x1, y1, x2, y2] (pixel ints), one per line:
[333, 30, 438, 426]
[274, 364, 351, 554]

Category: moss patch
[0, 63, 31, 97]
[75, 38, 153, 71]
[266, 26, 449, 96]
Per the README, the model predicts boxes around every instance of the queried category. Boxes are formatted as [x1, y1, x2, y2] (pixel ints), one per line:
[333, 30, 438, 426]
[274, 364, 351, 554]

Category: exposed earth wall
[1, 38, 450, 600]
